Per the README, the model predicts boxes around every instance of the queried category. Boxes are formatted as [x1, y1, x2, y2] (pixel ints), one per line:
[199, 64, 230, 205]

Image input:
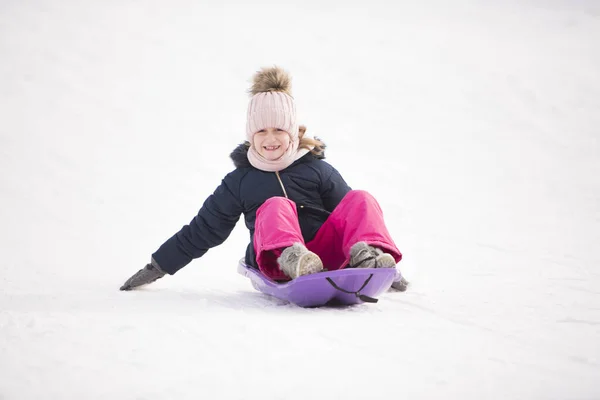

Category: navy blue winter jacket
[152, 143, 352, 274]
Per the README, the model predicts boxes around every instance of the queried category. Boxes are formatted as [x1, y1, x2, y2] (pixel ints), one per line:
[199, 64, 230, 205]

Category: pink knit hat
[245, 67, 299, 141]
[245, 67, 309, 172]
[246, 91, 298, 142]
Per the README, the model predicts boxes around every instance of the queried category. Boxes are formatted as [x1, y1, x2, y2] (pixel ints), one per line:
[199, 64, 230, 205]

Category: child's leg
[254, 197, 304, 281]
[307, 190, 402, 271]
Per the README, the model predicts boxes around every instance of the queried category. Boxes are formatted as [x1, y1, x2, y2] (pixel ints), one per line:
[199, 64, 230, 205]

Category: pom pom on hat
[249, 66, 292, 96]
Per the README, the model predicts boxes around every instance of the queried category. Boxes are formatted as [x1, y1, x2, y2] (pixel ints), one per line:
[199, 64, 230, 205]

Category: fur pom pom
[249, 66, 292, 96]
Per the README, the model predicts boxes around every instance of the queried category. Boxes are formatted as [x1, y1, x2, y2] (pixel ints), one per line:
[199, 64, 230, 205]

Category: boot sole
[295, 252, 324, 278]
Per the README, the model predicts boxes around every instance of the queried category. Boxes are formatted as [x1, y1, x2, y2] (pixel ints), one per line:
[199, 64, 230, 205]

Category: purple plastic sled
[238, 260, 401, 307]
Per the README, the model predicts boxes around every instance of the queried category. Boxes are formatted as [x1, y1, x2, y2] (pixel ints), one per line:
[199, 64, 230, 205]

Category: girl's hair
[298, 125, 325, 156]
[245, 125, 326, 156]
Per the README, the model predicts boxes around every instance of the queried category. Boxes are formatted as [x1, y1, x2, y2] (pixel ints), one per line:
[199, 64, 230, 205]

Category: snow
[1, 0, 599, 399]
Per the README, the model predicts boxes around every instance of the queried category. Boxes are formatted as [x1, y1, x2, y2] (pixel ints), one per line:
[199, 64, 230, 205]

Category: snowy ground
[1, 0, 599, 399]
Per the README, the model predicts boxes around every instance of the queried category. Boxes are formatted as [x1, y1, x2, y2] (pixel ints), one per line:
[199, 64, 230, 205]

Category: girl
[120, 67, 408, 291]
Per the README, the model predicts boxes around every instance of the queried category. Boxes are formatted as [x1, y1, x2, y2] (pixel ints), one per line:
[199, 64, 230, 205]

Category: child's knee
[258, 196, 295, 212]
[344, 190, 374, 202]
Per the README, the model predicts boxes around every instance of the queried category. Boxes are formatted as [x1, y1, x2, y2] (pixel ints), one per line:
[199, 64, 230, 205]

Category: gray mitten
[391, 276, 409, 292]
[120, 262, 166, 291]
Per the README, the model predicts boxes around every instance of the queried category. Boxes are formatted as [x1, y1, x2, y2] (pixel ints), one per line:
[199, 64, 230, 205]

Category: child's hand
[390, 276, 409, 292]
[119, 263, 166, 291]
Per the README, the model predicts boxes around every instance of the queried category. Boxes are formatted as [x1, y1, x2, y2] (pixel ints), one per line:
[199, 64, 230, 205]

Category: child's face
[253, 127, 291, 160]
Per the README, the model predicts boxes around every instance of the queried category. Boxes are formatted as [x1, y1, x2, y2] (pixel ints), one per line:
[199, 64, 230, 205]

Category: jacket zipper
[275, 171, 289, 199]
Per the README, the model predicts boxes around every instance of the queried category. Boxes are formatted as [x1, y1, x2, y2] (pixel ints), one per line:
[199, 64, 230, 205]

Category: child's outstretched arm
[120, 174, 243, 290]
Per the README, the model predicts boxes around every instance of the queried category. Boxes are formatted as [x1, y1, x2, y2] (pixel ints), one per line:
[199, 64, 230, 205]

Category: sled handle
[325, 274, 379, 303]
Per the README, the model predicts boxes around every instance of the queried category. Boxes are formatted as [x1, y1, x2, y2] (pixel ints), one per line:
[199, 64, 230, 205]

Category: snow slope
[1, 1, 599, 399]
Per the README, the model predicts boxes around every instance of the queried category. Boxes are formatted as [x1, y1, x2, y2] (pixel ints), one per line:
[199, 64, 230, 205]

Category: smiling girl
[120, 66, 408, 291]
[254, 128, 289, 160]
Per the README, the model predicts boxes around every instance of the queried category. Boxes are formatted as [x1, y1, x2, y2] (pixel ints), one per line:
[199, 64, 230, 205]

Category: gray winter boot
[277, 243, 324, 279]
[349, 242, 397, 269]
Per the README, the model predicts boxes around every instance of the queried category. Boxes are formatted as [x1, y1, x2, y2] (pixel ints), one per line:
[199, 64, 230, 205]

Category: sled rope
[326, 273, 378, 303]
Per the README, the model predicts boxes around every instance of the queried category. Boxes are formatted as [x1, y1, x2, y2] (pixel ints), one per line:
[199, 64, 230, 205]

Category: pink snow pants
[253, 190, 402, 281]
